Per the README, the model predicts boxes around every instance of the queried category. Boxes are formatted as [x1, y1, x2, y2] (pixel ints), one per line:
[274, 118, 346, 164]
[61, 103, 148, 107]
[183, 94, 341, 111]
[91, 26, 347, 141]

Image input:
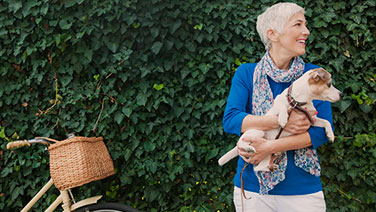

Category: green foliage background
[1, 0, 375, 211]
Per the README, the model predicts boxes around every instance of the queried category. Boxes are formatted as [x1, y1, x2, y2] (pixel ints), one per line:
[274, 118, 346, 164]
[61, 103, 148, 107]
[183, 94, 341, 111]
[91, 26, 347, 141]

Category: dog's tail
[218, 147, 238, 166]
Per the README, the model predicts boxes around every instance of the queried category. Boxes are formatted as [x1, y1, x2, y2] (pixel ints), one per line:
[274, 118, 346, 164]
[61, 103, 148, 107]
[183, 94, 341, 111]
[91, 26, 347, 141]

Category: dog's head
[308, 68, 343, 102]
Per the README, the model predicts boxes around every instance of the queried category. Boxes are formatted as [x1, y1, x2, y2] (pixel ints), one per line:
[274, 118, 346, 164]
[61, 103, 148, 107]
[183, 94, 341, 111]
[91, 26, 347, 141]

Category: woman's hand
[283, 108, 317, 134]
[237, 134, 273, 165]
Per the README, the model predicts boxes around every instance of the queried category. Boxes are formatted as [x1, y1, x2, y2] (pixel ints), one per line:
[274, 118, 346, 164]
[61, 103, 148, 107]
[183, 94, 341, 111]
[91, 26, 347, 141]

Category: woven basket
[44, 136, 114, 191]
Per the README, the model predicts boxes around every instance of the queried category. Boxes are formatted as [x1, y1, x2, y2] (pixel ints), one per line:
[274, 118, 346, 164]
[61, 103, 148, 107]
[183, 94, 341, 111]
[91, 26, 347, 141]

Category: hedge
[0, 0, 375, 211]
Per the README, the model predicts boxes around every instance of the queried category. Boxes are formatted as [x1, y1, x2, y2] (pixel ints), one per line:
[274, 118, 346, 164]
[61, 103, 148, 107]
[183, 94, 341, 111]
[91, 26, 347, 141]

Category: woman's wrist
[264, 115, 279, 129]
[266, 139, 277, 154]
[269, 133, 312, 153]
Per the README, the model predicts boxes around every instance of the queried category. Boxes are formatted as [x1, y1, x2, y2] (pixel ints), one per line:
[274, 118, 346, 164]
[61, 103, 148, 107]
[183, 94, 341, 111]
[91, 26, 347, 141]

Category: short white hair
[256, 2, 305, 50]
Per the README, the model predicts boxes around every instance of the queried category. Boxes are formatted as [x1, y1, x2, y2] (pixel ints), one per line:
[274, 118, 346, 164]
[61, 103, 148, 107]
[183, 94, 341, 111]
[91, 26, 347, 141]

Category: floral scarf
[251, 52, 320, 195]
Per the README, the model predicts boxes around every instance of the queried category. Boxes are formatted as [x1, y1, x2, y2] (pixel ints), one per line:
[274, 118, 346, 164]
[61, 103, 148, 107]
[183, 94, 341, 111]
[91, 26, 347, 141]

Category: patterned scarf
[252, 52, 321, 195]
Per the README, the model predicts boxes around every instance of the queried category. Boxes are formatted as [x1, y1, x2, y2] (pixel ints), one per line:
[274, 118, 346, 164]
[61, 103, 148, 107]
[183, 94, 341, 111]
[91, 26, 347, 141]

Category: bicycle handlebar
[7, 138, 51, 149]
[7, 140, 31, 149]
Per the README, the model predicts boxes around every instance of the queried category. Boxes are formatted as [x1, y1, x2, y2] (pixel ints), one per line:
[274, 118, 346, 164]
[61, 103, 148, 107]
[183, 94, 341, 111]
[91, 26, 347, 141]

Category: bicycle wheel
[74, 202, 140, 212]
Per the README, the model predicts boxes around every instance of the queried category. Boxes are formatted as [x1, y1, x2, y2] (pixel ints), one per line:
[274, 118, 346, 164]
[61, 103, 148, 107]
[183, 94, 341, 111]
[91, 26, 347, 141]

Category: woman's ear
[266, 29, 279, 42]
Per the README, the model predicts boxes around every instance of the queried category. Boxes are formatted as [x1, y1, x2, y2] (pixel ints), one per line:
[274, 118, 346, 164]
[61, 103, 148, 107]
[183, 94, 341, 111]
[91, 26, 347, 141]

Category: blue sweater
[223, 63, 334, 195]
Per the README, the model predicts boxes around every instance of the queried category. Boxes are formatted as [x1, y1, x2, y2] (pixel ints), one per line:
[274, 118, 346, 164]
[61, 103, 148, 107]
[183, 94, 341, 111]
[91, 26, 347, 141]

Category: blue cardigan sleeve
[308, 100, 334, 149]
[223, 64, 255, 136]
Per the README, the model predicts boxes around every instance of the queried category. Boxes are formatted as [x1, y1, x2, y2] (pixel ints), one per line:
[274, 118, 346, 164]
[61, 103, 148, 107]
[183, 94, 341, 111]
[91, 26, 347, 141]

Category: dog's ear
[310, 68, 330, 82]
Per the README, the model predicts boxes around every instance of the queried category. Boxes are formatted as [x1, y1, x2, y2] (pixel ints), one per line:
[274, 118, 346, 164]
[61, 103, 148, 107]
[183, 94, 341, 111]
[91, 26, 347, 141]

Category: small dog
[218, 68, 342, 171]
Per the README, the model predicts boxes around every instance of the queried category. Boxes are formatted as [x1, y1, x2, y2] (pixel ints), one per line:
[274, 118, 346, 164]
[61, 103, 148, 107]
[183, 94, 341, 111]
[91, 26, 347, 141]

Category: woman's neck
[269, 48, 294, 70]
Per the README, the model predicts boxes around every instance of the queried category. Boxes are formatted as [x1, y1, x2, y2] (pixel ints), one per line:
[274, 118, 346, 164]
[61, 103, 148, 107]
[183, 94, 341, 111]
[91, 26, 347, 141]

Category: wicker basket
[44, 136, 115, 191]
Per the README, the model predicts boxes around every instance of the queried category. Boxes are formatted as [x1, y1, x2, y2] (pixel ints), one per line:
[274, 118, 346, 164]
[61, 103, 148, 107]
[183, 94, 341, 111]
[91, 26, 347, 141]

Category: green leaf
[122, 107, 132, 117]
[144, 141, 156, 152]
[114, 111, 124, 124]
[235, 58, 241, 66]
[359, 103, 372, 113]
[336, 100, 352, 113]
[369, 148, 376, 159]
[59, 19, 72, 30]
[136, 94, 147, 106]
[173, 107, 184, 117]
[217, 70, 224, 78]
[170, 19, 181, 34]
[22, 1, 41, 17]
[85, 49, 93, 61]
[104, 37, 119, 53]
[353, 139, 363, 148]
[148, 161, 158, 173]
[346, 23, 357, 31]
[151, 42, 163, 55]
[8, 0, 22, 13]
[350, 14, 361, 24]
[153, 83, 164, 91]
[207, 149, 219, 160]
[193, 23, 203, 30]
[0, 127, 6, 138]
[64, 0, 78, 7]
[185, 41, 196, 52]
[187, 141, 195, 153]
[12, 187, 21, 200]
[348, 169, 358, 179]
[150, 27, 159, 38]
[1, 167, 12, 177]
[144, 187, 159, 202]
[313, 19, 327, 28]
[132, 23, 141, 28]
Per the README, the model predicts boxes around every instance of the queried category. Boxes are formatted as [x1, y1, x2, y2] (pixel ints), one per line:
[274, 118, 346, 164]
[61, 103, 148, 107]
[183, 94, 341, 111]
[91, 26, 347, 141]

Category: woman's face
[277, 12, 310, 57]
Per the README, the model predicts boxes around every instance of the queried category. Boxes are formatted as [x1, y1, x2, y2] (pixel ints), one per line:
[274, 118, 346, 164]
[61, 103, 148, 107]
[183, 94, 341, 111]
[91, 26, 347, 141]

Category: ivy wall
[1, 0, 375, 211]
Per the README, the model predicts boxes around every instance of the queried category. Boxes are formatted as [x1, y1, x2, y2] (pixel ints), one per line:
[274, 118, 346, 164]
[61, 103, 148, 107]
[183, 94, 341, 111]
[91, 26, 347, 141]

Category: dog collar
[286, 85, 314, 125]
[286, 85, 307, 108]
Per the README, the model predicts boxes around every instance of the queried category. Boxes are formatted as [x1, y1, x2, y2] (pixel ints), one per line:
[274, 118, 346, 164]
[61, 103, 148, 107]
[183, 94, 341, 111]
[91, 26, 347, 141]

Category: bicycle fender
[70, 195, 102, 211]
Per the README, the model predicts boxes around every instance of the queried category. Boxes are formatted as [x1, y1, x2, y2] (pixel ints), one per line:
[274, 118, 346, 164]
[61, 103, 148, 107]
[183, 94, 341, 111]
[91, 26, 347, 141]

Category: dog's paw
[253, 164, 270, 172]
[326, 130, 335, 142]
[278, 114, 288, 128]
[324, 127, 335, 142]
[273, 152, 282, 157]
[245, 146, 256, 153]
[238, 141, 256, 153]
[268, 164, 279, 172]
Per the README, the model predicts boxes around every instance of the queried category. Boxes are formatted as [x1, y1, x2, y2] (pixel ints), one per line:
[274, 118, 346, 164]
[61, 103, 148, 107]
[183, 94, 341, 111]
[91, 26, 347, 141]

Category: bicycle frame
[21, 178, 102, 212]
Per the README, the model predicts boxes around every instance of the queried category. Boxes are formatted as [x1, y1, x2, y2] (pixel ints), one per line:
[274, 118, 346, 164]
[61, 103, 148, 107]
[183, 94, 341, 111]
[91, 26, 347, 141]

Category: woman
[223, 3, 333, 212]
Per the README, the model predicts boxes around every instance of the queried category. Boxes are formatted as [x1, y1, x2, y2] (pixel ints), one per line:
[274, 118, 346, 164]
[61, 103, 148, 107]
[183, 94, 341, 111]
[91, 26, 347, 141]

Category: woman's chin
[297, 49, 306, 56]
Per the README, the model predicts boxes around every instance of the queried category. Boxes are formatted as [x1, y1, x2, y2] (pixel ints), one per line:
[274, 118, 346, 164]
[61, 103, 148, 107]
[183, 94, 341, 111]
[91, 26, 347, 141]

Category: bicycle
[6, 134, 140, 212]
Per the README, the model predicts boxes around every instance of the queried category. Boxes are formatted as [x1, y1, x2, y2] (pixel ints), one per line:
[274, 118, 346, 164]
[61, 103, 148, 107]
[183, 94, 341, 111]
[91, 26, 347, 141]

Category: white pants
[233, 186, 326, 212]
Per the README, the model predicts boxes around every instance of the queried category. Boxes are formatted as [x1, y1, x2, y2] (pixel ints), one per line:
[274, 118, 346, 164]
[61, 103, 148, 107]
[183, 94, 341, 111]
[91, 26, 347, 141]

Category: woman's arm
[241, 108, 316, 134]
[223, 64, 255, 136]
[241, 114, 279, 132]
[223, 64, 281, 135]
[238, 132, 311, 165]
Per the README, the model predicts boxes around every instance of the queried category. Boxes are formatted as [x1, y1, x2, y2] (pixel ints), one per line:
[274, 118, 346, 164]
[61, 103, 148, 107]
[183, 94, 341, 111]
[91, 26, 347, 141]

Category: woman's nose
[303, 25, 310, 35]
